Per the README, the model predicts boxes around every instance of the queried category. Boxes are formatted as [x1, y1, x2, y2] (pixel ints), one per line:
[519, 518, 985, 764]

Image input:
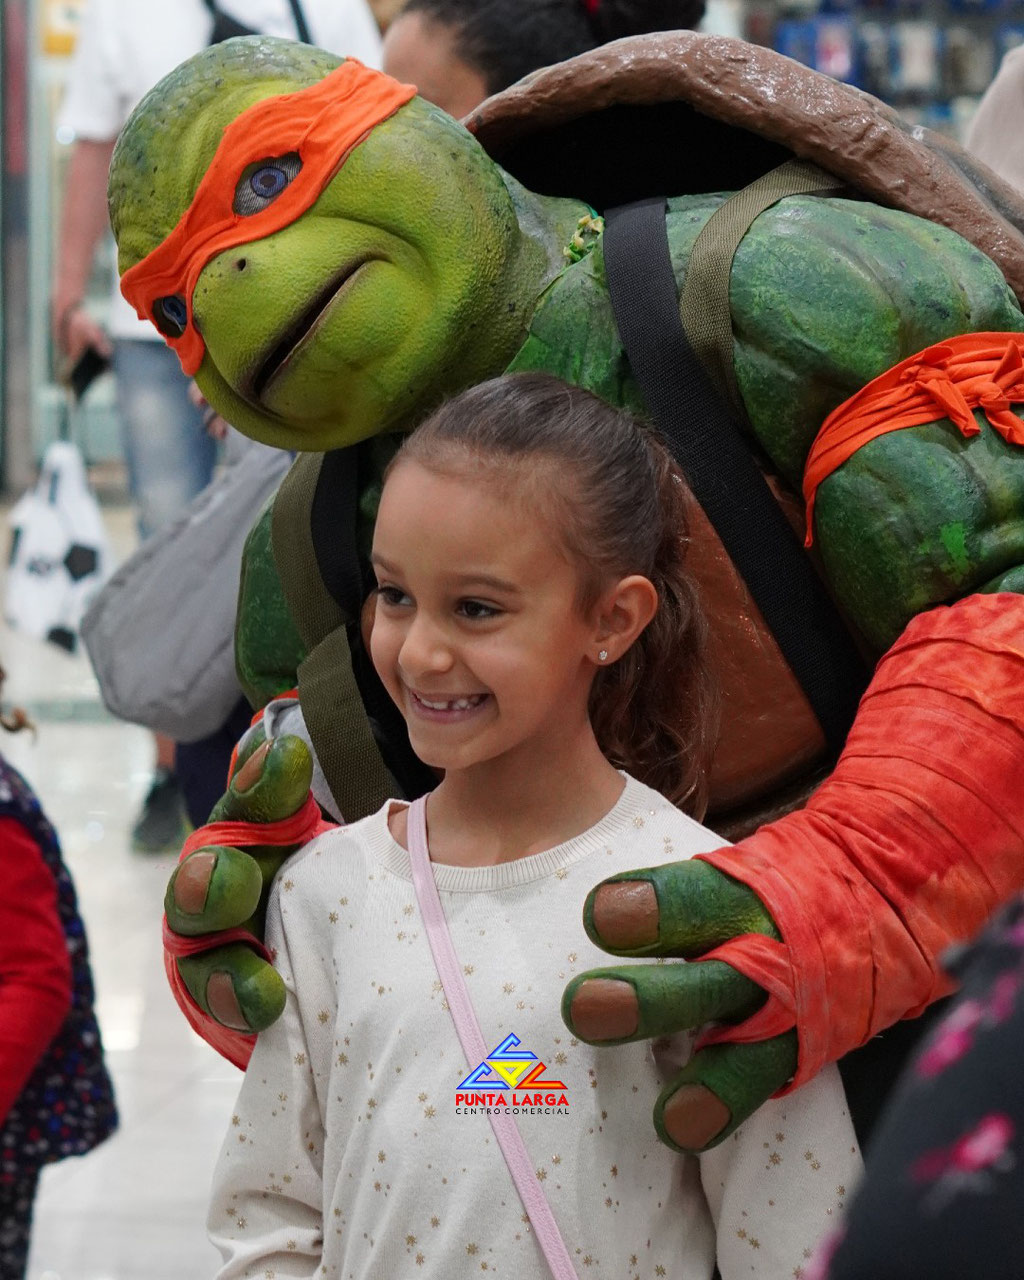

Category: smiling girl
[208, 373, 860, 1279]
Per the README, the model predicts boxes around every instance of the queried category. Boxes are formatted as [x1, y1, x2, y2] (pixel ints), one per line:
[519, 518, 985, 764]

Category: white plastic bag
[5, 440, 112, 652]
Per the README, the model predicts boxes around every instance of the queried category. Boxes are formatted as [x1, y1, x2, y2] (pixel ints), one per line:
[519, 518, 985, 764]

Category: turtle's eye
[153, 294, 188, 338]
[233, 153, 303, 216]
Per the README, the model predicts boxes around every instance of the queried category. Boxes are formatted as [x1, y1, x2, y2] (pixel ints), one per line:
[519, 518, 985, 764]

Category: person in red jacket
[0, 679, 116, 1279]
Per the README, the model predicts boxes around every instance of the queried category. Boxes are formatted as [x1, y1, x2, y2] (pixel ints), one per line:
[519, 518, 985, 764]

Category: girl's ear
[593, 575, 658, 664]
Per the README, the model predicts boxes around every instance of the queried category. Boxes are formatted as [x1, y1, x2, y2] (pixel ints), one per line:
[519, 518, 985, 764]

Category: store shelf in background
[752, 1, 1024, 140]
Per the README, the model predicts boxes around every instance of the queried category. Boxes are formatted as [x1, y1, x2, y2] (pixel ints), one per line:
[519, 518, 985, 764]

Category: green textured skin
[653, 1033, 799, 1153]
[235, 495, 307, 708]
[579, 860, 780, 958]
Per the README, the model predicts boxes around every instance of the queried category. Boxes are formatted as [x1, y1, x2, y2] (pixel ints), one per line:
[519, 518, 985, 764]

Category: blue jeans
[112, 339, 217, 540]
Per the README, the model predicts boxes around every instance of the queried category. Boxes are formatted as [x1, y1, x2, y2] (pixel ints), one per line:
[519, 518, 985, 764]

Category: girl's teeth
[419, 694, 482, 710]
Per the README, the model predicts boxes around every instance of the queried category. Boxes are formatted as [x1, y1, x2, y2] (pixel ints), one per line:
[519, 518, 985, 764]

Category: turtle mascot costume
[112, 32, 1024, 1153]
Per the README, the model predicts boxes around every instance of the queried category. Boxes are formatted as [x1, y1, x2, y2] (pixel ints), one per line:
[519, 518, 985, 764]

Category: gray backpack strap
[679, 158, 845, 421]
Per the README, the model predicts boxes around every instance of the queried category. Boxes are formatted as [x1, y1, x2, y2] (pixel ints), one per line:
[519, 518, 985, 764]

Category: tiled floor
[2, 502, 240, 1280]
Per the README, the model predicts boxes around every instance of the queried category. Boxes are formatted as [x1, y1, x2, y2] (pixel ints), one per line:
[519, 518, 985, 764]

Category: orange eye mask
[119, 60, 417, 376]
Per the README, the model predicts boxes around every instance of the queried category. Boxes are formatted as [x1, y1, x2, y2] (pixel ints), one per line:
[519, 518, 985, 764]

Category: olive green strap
[271, 452, 345, 650]
[298, 627, 398, 822]
[271, 451, 397, 821]
[679, 158, 845, 421]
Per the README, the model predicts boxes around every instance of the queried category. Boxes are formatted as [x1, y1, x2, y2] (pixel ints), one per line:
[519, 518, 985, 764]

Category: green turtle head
[109, 35, 563, 452]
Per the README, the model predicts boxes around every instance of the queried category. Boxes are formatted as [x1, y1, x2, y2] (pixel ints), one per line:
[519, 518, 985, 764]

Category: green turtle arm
[235, 502, 308, 709]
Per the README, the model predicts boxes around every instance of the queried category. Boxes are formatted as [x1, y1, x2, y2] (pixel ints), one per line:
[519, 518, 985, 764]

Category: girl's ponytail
[588, 429, 718, 816]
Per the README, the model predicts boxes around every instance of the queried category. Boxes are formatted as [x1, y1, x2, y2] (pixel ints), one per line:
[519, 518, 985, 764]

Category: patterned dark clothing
[814, 894, 1024, 1280]
[0, 754, 117, 1277]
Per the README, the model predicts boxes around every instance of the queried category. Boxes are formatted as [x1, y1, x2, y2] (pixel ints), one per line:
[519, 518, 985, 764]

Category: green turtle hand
[561, 859, 798, 1154]
[164, 729, 314, 1033]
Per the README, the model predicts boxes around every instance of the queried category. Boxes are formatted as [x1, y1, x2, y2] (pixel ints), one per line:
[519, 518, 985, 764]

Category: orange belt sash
[120, 60, 416, 376]
[802, 332, 1024, 545]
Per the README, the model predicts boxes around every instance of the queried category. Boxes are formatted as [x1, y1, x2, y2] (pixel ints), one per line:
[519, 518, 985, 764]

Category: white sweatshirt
[209, 774, 861, 1279]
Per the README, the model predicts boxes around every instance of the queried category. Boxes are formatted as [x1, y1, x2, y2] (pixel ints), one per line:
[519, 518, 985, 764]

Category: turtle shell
[469, 33, 1024, 831]
[467, 31, 1024, 305]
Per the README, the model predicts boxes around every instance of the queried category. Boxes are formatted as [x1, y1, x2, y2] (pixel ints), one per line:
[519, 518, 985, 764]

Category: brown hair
[390, 372, 718, 814]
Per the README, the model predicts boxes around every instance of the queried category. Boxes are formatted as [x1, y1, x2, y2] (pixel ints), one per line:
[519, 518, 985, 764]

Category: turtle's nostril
[235, 257, 247, 272]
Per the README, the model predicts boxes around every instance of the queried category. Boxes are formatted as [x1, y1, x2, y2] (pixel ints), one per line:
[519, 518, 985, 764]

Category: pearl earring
[598, 650, 608, 662]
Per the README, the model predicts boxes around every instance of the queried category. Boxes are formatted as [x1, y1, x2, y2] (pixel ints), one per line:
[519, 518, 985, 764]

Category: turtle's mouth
[249, 257, 372, 403]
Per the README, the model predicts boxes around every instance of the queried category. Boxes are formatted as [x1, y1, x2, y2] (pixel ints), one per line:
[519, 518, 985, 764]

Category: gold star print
[374, 1181, 382, 1192]
[464, 964, 474, 975]
[794, 1269, 804, 1279]
[503, 983, 515, 994]
[633, 815, 645, 828]
[419, 1092, 428, 1102]
[294, 1053, 306, 1066]
[776, 1132, 785, 1141]
[424, 1105, 437, 1118]
[567, 953, 577, 964]
[750, 1239, 761, 1250]
[265, 1271, 275, 1279]
[318, 1010, 330, 1024]
[467, 1244, 479, 1255]
[584, 1257, 593, 1267]
[536, 1168, 548, 1181]
[287, 1241, 297, 1251]
[656, 1268, 666, 1277]
[231, 1115, 240, 1126]
[769, 1152, 782, 1166]
[416, 1254, 425, 1266]
[397, 932, 406, 941]
[837, 1185, 846, 1196]
[610, 1166, 618, 1177]
[337, 1053, 348, 1066]
[552, 1155, 562, 1165]
[368, 1098, 378, 1109]
[237, 1218, 247, 1229]
[378, 1151, 387, 1163]
[555, 1052, 567, 1065]
[403, 904, 414, 915]
[736, 1229, 747, 1240]
[406, 1235, 417, 1246]
[283, 880, 294, 891]
[431, 1217, 440, 1228]
[328, 911, 339, 923]
[605, 1198, 612, 1208]
[555, 868, 568, 880]
[630, 1256, 637, 1267]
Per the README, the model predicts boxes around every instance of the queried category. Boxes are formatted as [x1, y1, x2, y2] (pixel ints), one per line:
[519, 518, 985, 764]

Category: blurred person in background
[382, 0, 707, 119]
[966, 43, 1024, 196]
[0, 671, 117, 1280]
[49, 0, 382, 852]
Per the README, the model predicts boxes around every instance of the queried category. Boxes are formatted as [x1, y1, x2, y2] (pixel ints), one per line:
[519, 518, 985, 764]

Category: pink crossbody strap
[406, 797, 579, 1280]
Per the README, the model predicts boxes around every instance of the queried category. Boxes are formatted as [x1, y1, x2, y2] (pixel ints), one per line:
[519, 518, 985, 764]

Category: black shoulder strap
[201, 0, 312, 45]
[603, 196, 867, 759]
[285, 0, 313, 44]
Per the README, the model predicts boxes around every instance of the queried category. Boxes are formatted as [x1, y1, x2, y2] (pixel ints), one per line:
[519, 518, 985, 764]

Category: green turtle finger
[210, 733, 314, 826]
[654, 1031, 799, 1153]
[177, 943, 287, 1033]
[562, 959, 766, 1046]
[165, 845, 264, 936]
[582, 860, 779, 958]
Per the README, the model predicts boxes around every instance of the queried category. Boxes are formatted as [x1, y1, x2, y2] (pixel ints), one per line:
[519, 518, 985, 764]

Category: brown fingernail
[662, 1084, 731, 1151]
[174, 851, 216, 914]
[207, 972, 249, 1031]
[592, 881, 659, 948]
[233, 741, 270, 793]
[569, 978, 638, 1041]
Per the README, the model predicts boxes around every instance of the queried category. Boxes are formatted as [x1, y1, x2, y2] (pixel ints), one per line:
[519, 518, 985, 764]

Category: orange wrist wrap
[163, 791, 334, 1069]
[696, 591, 1024, 1093]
